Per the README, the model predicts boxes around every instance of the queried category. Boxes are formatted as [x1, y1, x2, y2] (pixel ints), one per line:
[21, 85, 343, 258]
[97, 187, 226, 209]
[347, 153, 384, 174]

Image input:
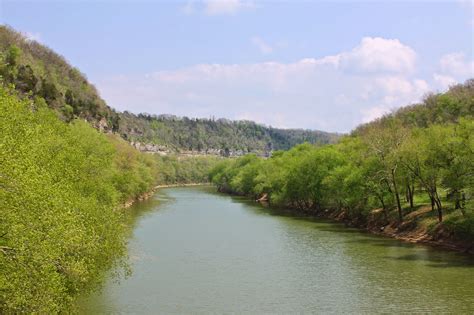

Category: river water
[80, 186, 474, 314]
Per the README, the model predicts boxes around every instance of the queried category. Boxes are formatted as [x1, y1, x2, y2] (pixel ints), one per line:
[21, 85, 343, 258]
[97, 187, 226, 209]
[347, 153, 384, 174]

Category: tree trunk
[377, 194, 388, 223]
[452, 190, 462, 210]
[427, 192, 442, 222]
[455, 198, 461, 210]
[460, 193, 467, 217]
[391, 169, 403, 222]
[406, 182, 414, 209]
[435, 199, 443, 222]
[405, 183, 410, 203]
[433, 189, 443, 222]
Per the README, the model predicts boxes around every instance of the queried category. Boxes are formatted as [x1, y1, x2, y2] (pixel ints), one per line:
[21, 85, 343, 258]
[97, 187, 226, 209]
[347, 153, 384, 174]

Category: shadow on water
[314, 225, 369, 234]
[346, 237, 418, 249]
[228, 195, 324, 220]
[385, 253, 474, 268]
[222, 190, 474, 268]
[121, 191, 175, 233]
[79, 187, 474, 314]
[350, 239, 472, 266]
[343, 237, 474, 268]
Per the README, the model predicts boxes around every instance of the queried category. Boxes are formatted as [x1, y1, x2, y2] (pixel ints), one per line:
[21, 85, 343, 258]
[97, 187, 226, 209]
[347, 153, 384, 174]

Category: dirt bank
[250, 195, 474, 255]
[154, 183, 209, 189]
[310, 205, 474, 254]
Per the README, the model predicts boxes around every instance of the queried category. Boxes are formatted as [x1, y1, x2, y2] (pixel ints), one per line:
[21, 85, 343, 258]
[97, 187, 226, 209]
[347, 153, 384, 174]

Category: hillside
[353, 79, 474, 134]
[0, 25, 339, 155]
[0, 25, 120, 131]
[119, 112, 340, 156]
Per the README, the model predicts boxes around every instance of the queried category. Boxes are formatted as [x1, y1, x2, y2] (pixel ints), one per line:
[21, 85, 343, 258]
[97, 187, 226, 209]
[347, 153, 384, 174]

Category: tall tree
[361, 119, 408, 223]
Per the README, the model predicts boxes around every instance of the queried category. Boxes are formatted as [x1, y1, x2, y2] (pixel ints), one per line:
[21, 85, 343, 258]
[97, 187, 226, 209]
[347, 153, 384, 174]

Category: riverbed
[80, 186, 474, 314]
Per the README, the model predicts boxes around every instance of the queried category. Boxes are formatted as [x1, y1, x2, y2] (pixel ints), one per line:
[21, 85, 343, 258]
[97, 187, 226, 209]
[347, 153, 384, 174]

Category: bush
[0, 88, 158, 313]
[444, 214, 474, 242]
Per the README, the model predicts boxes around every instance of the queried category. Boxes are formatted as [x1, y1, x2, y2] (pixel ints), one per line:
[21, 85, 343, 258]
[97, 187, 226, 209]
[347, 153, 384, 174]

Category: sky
[1, 0, 473, 132]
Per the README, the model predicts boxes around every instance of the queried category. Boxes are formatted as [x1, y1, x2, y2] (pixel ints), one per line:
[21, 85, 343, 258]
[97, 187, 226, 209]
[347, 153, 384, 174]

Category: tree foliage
[0, 25, 338, 155]
[0, 26, 120, 131]
[0, 87, 218, 313]
[119, 112, 340, 154]
[210, 81, 474, 238]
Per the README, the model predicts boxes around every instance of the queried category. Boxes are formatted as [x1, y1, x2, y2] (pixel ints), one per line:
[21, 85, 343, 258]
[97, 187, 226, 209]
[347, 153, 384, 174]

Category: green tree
[361, 119, 408, 222]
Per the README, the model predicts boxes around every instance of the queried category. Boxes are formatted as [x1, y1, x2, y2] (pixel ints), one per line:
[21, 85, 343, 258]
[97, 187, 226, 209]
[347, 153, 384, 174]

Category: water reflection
[80, 187, 474, 314]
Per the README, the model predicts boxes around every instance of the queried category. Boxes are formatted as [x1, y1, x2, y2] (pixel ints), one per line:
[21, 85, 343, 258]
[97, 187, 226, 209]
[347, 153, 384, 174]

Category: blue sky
[1, 0, 473, 132]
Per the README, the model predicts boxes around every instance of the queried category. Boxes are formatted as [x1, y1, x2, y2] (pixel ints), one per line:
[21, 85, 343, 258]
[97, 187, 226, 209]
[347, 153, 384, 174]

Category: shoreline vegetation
[137, 183, 474, 253]
[209, 80, 474, 256]
[251, 197, 474, 254]
[131, 184, 473, 253]
[0, 87, 219, 313]
[155, 183, 210, 189]
[0, 25, 339, 158]
[1, 23, 473, 314]
[0, 26, 218, 313]
[123, 183, 210, 208]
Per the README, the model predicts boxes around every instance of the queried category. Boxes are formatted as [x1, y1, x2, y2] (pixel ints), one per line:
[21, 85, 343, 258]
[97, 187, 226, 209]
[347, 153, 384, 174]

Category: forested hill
[0, 26, 120, 130]
[119, 112, 340, 155]
[353, 79, 474, 134]
[0, 25, 339, 155]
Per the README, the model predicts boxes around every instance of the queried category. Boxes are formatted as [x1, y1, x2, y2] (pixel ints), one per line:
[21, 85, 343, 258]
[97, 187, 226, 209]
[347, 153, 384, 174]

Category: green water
[80, 187, 474, 314]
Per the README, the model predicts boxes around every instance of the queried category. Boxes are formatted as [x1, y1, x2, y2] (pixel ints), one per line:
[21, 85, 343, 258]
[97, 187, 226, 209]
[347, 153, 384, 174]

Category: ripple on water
[80, 187, 474, 314]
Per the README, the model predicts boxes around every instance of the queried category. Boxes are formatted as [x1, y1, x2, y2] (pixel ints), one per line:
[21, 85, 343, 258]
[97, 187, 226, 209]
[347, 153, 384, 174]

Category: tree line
[0, 87, 219, 313]
[0, 25, 120, 130]
[0, 25, 339, 156]
[210, 81, 474, 241]
[119, 110, 339, 155]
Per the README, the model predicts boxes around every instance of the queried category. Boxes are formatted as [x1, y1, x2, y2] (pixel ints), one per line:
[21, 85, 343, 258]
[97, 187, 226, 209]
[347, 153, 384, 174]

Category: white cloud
[439, 52, 474, 77]
[361, 106, 391, 123]
[360, 77, 429, 122]
[433, 52, 474, 90]
[97, 37, 434, 133]
[433, 74, 457, 90]
[205, 0, 254, 15]
[251, 36, 273, 55]
[182, 0, 256, 16]
[337, 37, 417, 74]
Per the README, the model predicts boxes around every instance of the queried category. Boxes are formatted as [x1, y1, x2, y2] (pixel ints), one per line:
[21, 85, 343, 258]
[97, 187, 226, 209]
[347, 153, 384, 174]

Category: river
[80, 186, 474, 314]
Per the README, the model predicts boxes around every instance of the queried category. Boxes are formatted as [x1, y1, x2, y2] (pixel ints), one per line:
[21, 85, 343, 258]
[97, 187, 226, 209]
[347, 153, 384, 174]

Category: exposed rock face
[129, 141, 271, 157]
[130, 142, 169, 155]
[97, 118, 109, 132]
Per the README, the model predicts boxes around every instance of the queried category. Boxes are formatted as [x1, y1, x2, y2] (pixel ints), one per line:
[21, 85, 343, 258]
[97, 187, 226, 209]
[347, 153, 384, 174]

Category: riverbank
[123, 183, 210, 208]
[155, 183, 210, 189]
[321, 205, 474, 254]
[218, 188, 474, 254]
[81, 186, 474, 314]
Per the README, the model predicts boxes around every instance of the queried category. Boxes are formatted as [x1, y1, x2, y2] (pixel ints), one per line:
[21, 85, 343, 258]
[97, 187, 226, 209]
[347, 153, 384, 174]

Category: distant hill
[0, 25, 340, 155]
[119, 112, 340, 156]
